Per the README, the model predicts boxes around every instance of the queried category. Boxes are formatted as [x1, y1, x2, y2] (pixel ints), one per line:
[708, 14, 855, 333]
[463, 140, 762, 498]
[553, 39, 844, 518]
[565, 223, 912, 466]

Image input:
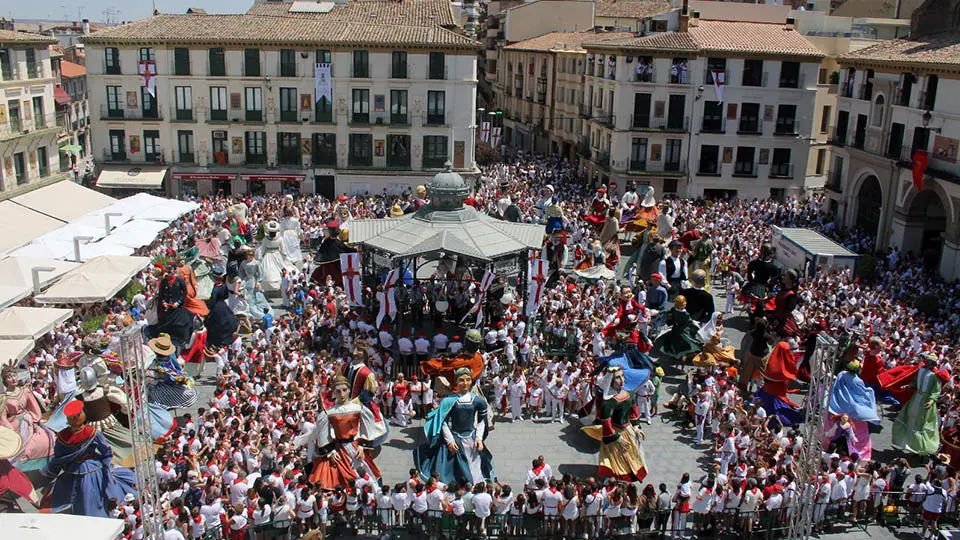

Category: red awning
[240, 174, 305, 182]
[54, 87, 72, 105]
[172, 173, 236, 181]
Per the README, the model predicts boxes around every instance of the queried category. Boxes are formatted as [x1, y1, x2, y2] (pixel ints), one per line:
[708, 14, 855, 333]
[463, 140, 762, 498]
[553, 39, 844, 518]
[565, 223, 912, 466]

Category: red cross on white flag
[138, 60, 157, 98]
[376, 269, 400, 329]
[460, 270, 496, 327]
[340, 253, 363, 307]
[526, 258, 548, 317]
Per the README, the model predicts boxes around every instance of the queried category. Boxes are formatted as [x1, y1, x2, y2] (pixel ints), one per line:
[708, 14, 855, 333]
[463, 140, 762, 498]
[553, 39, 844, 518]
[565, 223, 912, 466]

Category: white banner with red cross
[138, 60, 157, 97]
[340, 253, 363, 306]
[460, 270, 496, 327]
[376, 269, 400, 329]
[527, 249, 540, 278]
[526, 258, 548, 317]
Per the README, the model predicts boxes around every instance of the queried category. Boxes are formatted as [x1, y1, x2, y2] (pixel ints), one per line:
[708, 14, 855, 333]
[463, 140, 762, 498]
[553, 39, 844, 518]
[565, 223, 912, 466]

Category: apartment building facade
[581, 19, 823, 199]
[82, 2, 480, 197]
[0, 30, 67, 198]
[828, 32, 960, 280]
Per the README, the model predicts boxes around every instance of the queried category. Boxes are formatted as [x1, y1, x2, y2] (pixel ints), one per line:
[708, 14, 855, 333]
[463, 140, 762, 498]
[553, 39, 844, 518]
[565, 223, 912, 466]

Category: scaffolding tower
[119, 326, 163, 539]
[786, 332, 840, 540]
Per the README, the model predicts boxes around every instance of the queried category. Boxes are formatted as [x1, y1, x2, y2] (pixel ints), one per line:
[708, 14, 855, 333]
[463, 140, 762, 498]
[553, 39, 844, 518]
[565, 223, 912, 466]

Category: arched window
[872, 94, 885, 127]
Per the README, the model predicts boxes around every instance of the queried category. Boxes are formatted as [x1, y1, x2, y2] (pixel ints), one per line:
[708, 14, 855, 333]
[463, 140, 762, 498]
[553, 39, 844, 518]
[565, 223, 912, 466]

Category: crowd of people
[3, 152, 960, 540]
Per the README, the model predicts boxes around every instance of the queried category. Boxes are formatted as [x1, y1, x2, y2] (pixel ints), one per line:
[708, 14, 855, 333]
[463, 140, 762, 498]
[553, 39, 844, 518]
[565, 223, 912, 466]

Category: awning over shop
[240, 173, 305, 182]
[0, 306, 73, 340]
[0, 201, 67, 254]
[54, 86, 72, 105]
[95, 165, 168, 190]
[11, 181, 116, 222]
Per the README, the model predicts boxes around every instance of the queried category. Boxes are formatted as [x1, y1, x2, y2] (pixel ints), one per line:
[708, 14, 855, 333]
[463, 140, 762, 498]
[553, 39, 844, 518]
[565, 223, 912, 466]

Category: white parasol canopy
[0, 257, 80, 309]
[0, 306, 73, 339]
[0, 513, 124, 540]
[34, 255, 149, 304]
[0, 338, 35, 362]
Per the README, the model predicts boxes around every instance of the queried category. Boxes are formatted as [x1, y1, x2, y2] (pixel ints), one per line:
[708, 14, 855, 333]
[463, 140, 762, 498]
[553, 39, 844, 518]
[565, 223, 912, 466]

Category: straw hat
[390, 204, 404, 217]
[938, 453, 951, 465]
[55, 351, 83, 369]
[0, 426, 23, 460]
[148, 334, 176, 356]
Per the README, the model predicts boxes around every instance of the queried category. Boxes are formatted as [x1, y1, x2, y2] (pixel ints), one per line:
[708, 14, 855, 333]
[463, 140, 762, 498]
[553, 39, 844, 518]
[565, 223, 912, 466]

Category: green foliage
[80, 314, 106, 334]
[121, 281, 144, 304]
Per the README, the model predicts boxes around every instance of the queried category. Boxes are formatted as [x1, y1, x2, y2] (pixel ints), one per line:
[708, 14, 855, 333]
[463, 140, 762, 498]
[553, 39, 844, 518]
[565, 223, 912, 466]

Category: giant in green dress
[653, 295, 703, 361]
[892, 362, 941, 455]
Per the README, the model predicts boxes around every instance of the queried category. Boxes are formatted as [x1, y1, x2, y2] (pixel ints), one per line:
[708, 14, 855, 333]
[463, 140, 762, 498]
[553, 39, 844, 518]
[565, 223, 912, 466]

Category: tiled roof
[595, 0, 674, 19]
[838, 30, 960, 68]
[583, 20, 822, 59]
[80, 13, 480, 50]
[246, 0, 456, 27]
[689, 20, 822, 58]
[60, 60, 86, 78]
[0, 29, 58, 45]
[505, 31, 635, 53]
[584, 31, 698, 52]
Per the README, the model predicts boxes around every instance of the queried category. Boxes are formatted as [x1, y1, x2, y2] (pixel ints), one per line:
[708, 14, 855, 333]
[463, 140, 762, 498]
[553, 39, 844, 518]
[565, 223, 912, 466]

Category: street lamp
[922, 110, 942, 133]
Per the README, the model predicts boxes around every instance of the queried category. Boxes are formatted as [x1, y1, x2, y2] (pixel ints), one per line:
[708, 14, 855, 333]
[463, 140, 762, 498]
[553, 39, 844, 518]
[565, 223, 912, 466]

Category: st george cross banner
[340, 253, 363, 306]
[460, 270, 496, 327]
[376, 269, 400, 329]
[711, 70, 725, 103]
[138, 60, 157, 98]
[526, 258, 548, 317]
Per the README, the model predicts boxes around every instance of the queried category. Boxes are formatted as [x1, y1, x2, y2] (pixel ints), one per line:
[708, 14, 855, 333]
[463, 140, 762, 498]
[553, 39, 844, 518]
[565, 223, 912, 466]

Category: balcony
[594, 151, 610, 169]
[829, 130, 847, 147]
[825, 173, 843, 194]
[174, 151, 196, 164]
[100, 104, 164, 121]
[594, 114, 615, 128]
[778, 73, 805, 89]
[858, 83, 873, 101]
[173, 108, 194, 122]
[278, 110, 299, 123]
[851, 131, 866, 151]
[701, 118, 725, 134]
[102, 147, 165, 164]
[632, 70, 655, 83]
[631, 116, 689, 132]
[428, 65, 448, 81]
[312, 152, 338, 168]
[423, 156, 448, 169]
[737, 119, 763, 135]
[697, 160, 721, 176]
[773, 121, 799, 136]
[423, 112, 447, 126]
[245, 154, 267, 166]
[839, 81, 855, 99]
[733, 162, 757, 178]
[0, 113, 59, 139]
[350, 112, 371, 125]
[769, 163, 794, 179]
[629, 160, 686, 175]
[245, 110, 264, 123]
[579, 103, 591, 118]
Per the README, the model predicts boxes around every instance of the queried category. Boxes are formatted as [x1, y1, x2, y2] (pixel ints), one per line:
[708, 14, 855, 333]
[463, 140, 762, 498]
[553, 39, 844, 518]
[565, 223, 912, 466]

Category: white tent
[72, 242, 135, 261]
[10, 181, 116, 222]
[6, 242, 74, 261]
[34, 255, 149, 304]
[0, 257, 80, 309]
[0, 338, 35, 362]
[0, 306, 73, 339]
[104, 193, 200, 223]
[0, 201, 66, 254]
[96, 219, 169, 249]
[32, 222, 107, 245]
[0, 513, 124, 540]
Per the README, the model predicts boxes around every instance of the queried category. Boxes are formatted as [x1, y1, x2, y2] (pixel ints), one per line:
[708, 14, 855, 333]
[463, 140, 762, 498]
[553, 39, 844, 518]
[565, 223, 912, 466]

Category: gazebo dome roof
[426, 162, 470, 210]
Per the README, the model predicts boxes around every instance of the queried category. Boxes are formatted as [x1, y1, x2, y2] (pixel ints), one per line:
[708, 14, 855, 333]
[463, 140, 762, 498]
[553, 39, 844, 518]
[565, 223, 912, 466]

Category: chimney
[82, 18, 90, 35]
[690, 10, 700, 27]
[785, 16, 795, 30]
[679, 0, 689, 33]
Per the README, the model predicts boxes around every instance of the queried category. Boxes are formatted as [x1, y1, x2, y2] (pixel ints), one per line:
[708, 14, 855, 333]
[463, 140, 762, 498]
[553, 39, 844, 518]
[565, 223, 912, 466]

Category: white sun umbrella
[74, 243, 134, 261]
[32, 222, 107, 244]
[0, 513, 124, 540]
[0, 306, 73, 339]
[97, 219, 169, 249]
[0, 338, 35, 362]
[6, 241, 75, 260]
[71, 211, 134, 234]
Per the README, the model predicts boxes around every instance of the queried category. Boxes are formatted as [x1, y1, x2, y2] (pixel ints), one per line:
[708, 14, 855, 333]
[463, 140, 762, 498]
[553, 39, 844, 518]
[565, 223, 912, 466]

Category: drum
[435, 299, 449, 313]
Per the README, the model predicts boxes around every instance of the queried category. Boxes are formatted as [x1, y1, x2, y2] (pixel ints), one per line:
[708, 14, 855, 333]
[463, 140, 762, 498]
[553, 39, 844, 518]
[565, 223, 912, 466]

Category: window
[427, 91, 445, 125]
[734, 146, 756, 176]
[775, 104, 797, 135]
[664, 139, 682, 171]
[739, 103, 760, 133]
[105, 47, 121, 74]
[175, 86, 193, 120]
[353, 51, 369, 78]
[109, 129, 125, 161]
[818, 68, 828, 85]
[141, 87, 157, 119]
[351, 89, 369, 123]
[280, 49, 296, 77]
[872, 95, 884, 127]
[630, 137, 647, 170]
[174, 48, 190, 76]
[245, 87, 263, 121]
[770, 148, 792, 178]
[315, 92, 333, 123]
[705, 58, 726, 84]
[244, 48, 260, 77]
[7, 100, 20, 132]
[209, 87, 227, 121]
[702, 101, 723, 132]
[211, 130, 228, 164]
[177, 131, 194, 163]
[138, 48, 155, 62]
[13, 153, 25, 184]
[428, 52, 445, 80]
[888, 122, 905, 158]
[742, 59, 763, 87]
[779, 61, 800, 88]
[815, 148, 826, 174]
[25, 49, 38, 79]
[143, 130, 161, 162]
[0, 49, 11, 80]
[245, 131, 266, 164]
[423, 135, 448, 168]
[349, 133, 372, 167]
[278, 132, 301, 165]
[37, 146, 48, 177]
[699, 145, 720, 175]
[312, 133, 336, 167]
[390, 51, 407, 78]
[32, 96, 44, 128]
[820, 105, 832, 133]
[387, 134, 410, 168]
[390, 90, 408, 124]
[316, 49, 332, 65]
[279, 88, 298, 122]
[209, 48, 226, 76]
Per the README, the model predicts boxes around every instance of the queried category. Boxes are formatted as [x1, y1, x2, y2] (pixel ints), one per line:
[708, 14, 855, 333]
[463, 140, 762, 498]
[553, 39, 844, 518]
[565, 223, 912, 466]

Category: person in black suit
[680, 269, 714, 324]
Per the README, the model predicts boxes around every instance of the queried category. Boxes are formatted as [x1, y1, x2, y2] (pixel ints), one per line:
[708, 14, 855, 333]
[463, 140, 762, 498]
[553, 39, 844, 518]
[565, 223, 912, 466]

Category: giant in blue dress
[40, 400, 136, 517]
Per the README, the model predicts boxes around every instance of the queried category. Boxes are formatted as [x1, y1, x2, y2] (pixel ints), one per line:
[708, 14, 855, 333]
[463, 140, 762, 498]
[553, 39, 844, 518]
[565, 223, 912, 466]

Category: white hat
[640, 186, 657, 208]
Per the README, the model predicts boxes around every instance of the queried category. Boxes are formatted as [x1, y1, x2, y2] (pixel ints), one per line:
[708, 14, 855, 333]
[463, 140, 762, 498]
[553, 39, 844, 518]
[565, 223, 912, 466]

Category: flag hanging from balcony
[340, 252, 363, 307]
[481, 122, 491, 142]
[912, 149, 929, 192]
[711, 70, 725, 103]
[491, 127, 502, 148]
[138, 60, 157, 98]
[315, 63, 332, 103]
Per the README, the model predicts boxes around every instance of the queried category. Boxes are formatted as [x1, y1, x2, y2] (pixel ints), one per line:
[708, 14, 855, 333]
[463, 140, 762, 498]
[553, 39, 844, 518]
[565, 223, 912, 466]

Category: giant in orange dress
[299, 399, 381, 490]
[178, 265, 210, 318]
